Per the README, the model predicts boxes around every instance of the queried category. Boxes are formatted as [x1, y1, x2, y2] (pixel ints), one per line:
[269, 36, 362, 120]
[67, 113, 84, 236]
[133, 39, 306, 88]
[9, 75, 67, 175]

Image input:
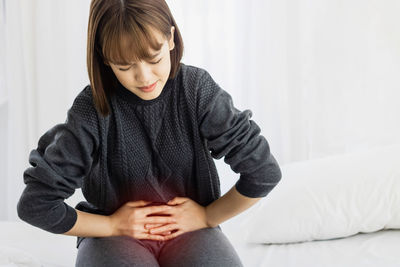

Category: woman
[17, 0, 282, 266]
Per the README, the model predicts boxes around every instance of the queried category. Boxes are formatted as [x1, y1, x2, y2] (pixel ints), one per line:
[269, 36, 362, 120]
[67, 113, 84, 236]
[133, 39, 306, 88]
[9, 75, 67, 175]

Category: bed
[1, 143, 399, 266]
[1, 218, 399, 267]
[222, 216, 400, 267]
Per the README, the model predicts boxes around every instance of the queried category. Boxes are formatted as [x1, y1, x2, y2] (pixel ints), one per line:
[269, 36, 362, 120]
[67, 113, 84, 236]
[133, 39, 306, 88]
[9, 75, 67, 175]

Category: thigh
[158, 226, 244, 267]
[75, 236, 160, 267]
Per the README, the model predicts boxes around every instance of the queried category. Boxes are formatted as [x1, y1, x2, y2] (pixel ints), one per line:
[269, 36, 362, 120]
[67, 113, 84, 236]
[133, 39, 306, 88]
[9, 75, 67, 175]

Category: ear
[169, 26, 175, 51]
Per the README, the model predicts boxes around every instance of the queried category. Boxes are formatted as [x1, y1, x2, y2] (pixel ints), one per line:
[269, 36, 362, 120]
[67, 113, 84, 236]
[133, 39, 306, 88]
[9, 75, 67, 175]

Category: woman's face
[108, 26, 175, 101]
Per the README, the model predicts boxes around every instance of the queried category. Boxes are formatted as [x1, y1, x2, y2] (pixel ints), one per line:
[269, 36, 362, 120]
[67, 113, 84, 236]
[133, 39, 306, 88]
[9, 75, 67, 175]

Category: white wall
[0, 0, 8, 220]
[2, 0, 400, 221]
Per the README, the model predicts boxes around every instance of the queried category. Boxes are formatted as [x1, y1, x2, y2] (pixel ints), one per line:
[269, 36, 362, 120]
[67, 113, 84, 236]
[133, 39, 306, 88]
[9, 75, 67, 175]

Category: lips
[138, 81, 157, 90]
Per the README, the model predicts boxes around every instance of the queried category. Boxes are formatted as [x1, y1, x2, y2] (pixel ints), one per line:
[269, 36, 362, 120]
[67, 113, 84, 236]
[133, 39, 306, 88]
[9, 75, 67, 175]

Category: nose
[135, 63, 153, 85]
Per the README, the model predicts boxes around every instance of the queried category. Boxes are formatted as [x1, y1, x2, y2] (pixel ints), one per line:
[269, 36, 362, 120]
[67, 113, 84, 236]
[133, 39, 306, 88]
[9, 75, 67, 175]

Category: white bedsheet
[221, 217, 400, 267]
[1, 220, 399, 267]
[0, 221, 77, 267]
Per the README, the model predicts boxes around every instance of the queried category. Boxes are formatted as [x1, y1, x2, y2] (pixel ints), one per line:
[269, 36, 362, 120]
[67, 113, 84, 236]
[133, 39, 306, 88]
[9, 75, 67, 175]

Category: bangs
[100, 15, 164, 66]
[87, 0, 184, 116]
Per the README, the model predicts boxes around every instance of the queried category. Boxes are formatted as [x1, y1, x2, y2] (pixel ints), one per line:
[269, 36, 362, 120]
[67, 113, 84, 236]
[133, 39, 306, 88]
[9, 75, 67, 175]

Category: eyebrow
[115, 52, 161, 66]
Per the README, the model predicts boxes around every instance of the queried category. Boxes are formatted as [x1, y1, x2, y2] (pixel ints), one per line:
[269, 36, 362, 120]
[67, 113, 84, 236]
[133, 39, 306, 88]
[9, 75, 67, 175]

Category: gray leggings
[75, 225, 243, 267]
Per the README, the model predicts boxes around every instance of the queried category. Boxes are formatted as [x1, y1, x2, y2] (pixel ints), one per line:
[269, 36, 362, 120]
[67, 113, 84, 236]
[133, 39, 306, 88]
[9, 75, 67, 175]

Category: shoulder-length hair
[87, 0, 184, 117]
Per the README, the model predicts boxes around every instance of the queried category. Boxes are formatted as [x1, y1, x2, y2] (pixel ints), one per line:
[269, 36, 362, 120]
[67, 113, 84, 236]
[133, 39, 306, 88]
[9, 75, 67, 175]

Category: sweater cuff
[234, 178, 278, 198]
[45, 203, 78, 234]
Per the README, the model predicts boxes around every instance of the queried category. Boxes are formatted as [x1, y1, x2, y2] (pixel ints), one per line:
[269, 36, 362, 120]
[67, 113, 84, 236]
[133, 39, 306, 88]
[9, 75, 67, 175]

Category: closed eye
[118, 58, 163, 71]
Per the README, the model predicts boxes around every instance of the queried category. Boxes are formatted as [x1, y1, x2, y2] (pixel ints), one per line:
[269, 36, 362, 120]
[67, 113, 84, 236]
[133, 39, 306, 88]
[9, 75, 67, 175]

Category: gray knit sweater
[17, 63, 282, 247]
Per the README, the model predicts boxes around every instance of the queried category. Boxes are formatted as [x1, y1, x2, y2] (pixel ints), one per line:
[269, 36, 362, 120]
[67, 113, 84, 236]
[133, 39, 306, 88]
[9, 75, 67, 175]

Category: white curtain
[2, 0, 36, 221]
[167, 0, 400, 161]
[0, 0, 7, 220]
[2, 0, 92, 221]
[2, 0, 400, 221]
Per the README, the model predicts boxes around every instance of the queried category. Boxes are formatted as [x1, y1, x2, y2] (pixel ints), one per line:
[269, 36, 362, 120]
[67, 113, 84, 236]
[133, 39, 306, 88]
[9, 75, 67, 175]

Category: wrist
[108, 215, 118, 237]
[205, 205, 217, 228]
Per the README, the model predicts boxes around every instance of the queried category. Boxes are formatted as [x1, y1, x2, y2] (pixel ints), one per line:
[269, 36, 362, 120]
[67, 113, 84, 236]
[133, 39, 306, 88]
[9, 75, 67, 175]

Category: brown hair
[87, 0, 184, 116]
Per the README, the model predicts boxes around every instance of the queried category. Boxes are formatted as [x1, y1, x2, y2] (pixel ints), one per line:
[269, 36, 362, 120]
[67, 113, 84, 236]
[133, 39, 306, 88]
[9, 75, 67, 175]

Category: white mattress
[221, 217, 400, 267]
[0, 221, 77, 267]
[1, 220, 399, 267]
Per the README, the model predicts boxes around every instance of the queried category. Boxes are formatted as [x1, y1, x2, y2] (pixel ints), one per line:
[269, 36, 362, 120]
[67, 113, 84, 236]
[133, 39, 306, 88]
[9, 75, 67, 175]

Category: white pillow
[242, 144, 400, 244]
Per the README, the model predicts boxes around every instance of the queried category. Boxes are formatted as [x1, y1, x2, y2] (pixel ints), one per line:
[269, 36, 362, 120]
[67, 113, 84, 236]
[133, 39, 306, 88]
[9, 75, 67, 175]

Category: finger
[149, 230, 171, 236]
[163, 229, 184, 241]
[146, 216, 176, 224]
[167, 197, 187, 205]
[158, 231, 171, 236]
[144, 223, 164, 229]
[149, 224, 177, 235]
[126, 200, 152, 208]
[140, 233, 167, 241]
[144, 205, 173, 215]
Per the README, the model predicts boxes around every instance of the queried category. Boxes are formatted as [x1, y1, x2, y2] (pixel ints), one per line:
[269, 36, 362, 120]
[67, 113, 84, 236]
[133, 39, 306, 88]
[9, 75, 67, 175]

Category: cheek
[116, 73, 132, 83]
[158, 60, 171, 76]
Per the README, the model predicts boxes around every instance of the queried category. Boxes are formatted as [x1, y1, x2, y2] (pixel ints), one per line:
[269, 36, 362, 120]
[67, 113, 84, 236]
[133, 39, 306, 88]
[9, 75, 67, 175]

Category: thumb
[167, 197, 187, 205]
[126, 200, 151, 207]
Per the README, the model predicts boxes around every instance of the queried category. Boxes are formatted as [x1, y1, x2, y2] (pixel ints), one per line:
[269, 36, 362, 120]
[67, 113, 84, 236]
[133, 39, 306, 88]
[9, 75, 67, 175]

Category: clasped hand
[109, 196, 211, 241]
[145, 196, 210, 240]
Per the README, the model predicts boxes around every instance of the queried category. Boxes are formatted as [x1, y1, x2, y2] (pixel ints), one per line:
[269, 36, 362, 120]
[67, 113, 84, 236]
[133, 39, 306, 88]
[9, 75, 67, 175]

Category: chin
[139, 90, 161, 100]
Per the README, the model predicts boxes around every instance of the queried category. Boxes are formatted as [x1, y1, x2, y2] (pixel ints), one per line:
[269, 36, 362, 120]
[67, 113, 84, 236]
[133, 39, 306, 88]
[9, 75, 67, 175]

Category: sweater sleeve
[197, 70, 282, 198]
[16, 86, 100, 234]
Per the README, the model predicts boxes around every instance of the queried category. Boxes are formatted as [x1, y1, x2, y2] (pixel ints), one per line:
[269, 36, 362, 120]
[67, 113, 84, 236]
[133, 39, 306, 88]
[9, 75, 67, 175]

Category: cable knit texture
[17, 63, 282, 248]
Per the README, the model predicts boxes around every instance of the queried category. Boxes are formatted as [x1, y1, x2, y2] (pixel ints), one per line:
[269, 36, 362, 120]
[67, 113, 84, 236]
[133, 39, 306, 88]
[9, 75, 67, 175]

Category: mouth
[138, 81, 158, 92]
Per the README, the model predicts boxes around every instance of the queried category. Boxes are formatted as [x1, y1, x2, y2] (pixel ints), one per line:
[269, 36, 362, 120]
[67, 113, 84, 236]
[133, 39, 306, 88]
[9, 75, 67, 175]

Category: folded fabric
[242, 144, 400, 244]
[0, 245, 41, 267]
